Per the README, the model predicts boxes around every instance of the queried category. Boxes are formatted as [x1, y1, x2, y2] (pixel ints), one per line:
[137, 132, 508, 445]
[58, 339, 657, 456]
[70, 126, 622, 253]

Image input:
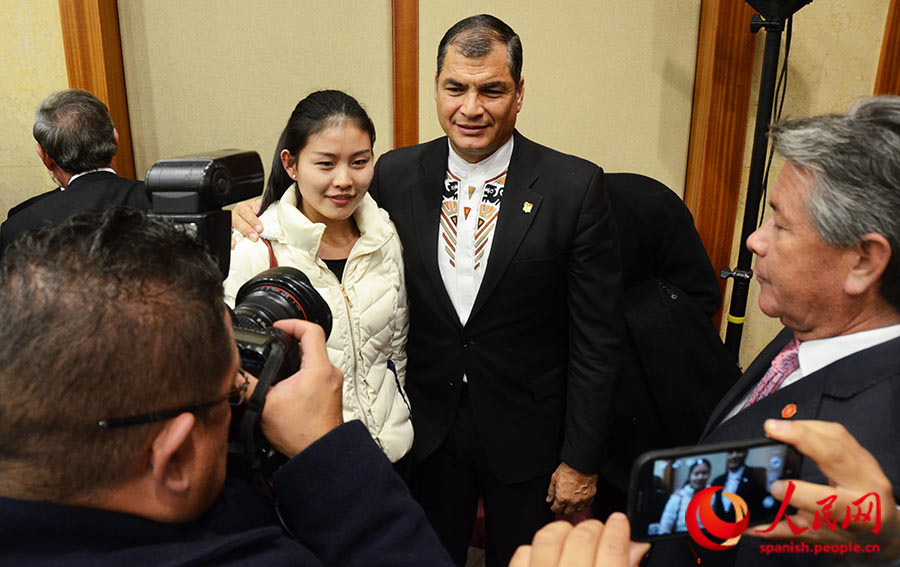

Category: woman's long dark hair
[260, 90, 376, 215]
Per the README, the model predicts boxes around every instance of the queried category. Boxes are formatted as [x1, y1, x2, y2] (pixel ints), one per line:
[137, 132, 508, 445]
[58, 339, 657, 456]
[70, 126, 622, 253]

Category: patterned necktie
[743, 338, 801, 409]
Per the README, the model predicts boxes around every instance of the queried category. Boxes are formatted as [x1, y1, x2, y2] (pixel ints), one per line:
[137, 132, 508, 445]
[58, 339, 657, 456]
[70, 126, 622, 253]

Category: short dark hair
[0, 209, 232, 501]
[770, 96, 900, 312]
[437, 14, 523, 88]
[261, 90, 376, 215]
[33, 89, 118, 173]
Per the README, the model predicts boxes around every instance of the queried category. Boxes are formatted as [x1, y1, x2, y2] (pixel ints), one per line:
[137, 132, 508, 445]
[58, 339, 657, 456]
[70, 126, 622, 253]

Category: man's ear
[35, 143, 55, 170]
[845, 233, 892, 296]
[112, 128, 120, 156]
[515, 76, 525, 113]
[148, 412, 196, 494]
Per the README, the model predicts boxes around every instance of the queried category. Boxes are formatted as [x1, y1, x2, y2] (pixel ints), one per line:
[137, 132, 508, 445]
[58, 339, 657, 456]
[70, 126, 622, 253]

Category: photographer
[0, 209, 450, 566]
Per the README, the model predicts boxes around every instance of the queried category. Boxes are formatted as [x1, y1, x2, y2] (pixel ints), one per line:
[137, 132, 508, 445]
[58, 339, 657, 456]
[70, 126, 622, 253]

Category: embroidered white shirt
[437, 137, 513, 326]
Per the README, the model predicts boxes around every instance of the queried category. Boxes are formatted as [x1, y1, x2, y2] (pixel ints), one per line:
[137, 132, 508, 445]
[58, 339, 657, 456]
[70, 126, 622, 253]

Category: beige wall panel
[118, 1, 393, 181]
[722, 1, 891, 368]
[418, 1, 701, 197]
[1, 0, 69, 221]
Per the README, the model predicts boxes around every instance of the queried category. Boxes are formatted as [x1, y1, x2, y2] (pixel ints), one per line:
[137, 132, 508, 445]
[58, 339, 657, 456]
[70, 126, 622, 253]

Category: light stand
[722, 0, 812, 359]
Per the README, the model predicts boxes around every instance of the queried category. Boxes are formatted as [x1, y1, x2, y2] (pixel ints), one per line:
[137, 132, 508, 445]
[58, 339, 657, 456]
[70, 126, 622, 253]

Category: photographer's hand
[509, 513, 649, 567]
[259, 320, 343, 457]
[756, 419, 900, 563]
[230, 198, 264, 249]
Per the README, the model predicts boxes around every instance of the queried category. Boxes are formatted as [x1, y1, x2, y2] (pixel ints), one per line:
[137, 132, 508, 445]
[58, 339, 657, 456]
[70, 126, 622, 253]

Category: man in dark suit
[648, 97, 900, 567]
[0, 89, 149, 257]
[369, 15, 623, 566]
[233, 14, 623, 567]
[710, 450, 768, 519]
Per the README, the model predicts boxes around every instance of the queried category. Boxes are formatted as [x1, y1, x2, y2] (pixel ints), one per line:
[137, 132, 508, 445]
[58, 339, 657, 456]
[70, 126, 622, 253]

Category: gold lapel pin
[522, 201, 533, 214]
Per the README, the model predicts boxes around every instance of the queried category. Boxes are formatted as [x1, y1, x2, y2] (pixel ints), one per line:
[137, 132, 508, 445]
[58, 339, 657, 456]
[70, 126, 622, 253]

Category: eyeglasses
[97, 369, 249, 429]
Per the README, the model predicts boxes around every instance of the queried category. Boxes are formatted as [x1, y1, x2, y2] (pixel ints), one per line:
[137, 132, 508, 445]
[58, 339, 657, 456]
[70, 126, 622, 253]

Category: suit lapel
[408, 140, 461, 328]
[703, 332, 900, 444]
[703, 367, 826, 443]
[469, 132, 542, 321]
[700, 329, 794, 439]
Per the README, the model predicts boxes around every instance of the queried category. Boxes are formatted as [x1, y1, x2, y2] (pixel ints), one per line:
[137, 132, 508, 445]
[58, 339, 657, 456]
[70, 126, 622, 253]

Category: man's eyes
[443, 86, 506, 96]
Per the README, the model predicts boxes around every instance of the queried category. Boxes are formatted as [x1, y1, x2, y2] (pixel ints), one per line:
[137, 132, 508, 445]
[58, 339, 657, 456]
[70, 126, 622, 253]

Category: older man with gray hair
[650, 96, 900, 566]
[0, 89, 149, 257]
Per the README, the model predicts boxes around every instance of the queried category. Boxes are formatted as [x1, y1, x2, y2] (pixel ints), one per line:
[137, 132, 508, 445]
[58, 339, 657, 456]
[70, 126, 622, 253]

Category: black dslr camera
[146, 151, 332, 475]
[230, 267, 332, 475]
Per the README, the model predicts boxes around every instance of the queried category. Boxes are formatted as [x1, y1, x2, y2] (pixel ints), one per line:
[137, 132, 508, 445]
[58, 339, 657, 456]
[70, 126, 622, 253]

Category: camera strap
[240, 346, 285, 473]
[261, 238, 278, 268]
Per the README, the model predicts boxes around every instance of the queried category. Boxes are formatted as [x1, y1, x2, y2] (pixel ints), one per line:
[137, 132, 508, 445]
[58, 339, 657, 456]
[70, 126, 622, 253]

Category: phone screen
[627, 439, 801, 542]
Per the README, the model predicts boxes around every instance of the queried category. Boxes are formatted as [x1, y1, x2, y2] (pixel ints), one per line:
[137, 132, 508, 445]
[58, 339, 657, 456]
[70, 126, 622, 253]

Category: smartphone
[626, 438, 802, 542]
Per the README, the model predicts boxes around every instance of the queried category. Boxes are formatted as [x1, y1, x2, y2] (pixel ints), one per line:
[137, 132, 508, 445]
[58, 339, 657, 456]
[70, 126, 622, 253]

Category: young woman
[657, 458, 712, 534]
[225, 90, 411, 462]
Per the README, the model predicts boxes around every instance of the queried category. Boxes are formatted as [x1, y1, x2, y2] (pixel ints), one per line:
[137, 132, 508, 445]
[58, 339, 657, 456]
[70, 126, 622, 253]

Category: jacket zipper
[325, 261, 367, 428]
[339, 284, 353, 307]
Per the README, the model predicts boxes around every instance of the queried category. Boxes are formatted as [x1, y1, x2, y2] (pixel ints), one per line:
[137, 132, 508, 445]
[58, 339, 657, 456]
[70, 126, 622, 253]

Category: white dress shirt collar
[65, 168, 115, 189]
[447, 136, 514, 180]
[796, 323, 900, 378]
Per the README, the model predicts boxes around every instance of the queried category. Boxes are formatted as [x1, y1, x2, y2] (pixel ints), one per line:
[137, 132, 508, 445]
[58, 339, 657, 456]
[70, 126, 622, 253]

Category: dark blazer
[594, 174, 739, 516]
[370, 131, 624, 483]
[607, 175, 734, 440]
[650, 328, 900, 567]
[606, 173, 722, 319]
[0, 171, 149, 257]
[0, 421, 452, 567]
[5, 187, 60, 219]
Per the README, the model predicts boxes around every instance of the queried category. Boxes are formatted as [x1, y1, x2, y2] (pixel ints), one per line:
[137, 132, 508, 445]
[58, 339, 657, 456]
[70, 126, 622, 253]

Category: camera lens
[233, 266, 332, 337]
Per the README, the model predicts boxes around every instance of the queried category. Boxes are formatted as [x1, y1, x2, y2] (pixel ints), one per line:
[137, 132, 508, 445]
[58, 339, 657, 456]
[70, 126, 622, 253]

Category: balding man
[0, 89, 149, 257]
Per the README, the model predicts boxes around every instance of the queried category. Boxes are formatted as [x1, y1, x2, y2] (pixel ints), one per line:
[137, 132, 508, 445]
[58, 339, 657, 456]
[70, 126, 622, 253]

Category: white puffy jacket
[225, 188, 412, 462]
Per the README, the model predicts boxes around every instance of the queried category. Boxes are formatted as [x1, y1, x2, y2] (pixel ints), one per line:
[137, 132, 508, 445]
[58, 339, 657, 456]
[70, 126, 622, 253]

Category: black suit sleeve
[560, 168, 625, 473]
[272, 421, 453, 566]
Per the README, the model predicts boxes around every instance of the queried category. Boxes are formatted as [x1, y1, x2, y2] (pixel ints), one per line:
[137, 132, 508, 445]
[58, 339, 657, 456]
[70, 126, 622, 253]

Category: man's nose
[746, 222, 767, 255]
[460, 91, 482, 117]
